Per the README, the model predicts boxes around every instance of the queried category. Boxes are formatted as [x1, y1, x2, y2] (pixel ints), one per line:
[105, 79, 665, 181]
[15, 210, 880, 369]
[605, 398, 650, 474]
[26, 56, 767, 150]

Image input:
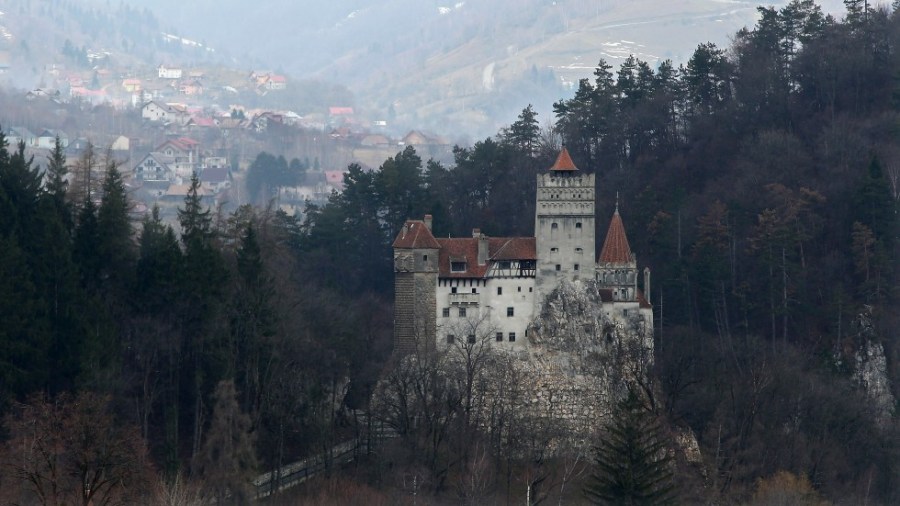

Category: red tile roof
[436, 237, 536, 277]
[392, 220, 441, 249]
[489, 237, 536, 261]
[599, 210, 633, 263]
[437, 238, 486, 278]
[637, 289, 652, 309]
[550, 147, 578, 171]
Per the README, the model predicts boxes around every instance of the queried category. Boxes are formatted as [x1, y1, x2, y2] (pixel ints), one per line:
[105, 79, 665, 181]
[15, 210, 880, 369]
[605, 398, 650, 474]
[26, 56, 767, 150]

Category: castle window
[508, 332, 516, 342]
[507, 307, 514, 317]
[555, 264, 561, 271]
[451, 287, 457, 294]
[574, 264, 580, 271]
[468, 335, 476, 344]
[472, 288, 477, 294]
[496, 332, 503, 342]
[451, 261, 466, 272]
[497, 287, 503, 295]
[529, 287, 533, 292]
[447, 334, 455, 344]
[459, 307, 467, 317]
[442, 308, 450, 317]
[576, 247, 583, 254]
[576, 222, 582, 229]
[423, 255, 428, 262]
[518, 286, 522, 292]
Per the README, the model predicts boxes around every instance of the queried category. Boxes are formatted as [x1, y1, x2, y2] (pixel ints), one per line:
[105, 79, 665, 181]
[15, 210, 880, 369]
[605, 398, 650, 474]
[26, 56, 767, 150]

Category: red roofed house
[324, 170, 346, 191]
[392, 147, 652, 355]
[265, 75, 287, 90]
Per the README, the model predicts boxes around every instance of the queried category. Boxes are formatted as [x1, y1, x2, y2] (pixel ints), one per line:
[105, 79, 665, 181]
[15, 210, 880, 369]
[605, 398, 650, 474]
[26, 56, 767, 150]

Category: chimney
[474, 230, 489, 266]
[643, 267, 651, 302]
[424, 214, 433, 231]
[401, 223, 408, 239]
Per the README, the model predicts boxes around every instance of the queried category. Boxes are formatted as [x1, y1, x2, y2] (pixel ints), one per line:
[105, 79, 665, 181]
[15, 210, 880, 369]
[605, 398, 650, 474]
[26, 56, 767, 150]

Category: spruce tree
[96, 156, 135, 296]
[45, 135, 71, 229]
[585, 390, 676, 506]
[136, 206, 183, 315]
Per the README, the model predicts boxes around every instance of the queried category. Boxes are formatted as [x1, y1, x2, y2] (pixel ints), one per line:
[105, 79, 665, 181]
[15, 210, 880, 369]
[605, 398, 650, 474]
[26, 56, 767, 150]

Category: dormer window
[451, 261, 467, 272]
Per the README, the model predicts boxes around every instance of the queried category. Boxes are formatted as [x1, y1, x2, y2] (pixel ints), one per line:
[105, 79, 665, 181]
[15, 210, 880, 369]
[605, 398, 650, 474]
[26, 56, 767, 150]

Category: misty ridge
[4, 0, 848, 137]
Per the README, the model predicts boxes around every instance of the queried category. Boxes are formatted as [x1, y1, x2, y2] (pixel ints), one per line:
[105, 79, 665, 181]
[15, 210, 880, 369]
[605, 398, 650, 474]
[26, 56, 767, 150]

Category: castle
[392, 148, 653, 356]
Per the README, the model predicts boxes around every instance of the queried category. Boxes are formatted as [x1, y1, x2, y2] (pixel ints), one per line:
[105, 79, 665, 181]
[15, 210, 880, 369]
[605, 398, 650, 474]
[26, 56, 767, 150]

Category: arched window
[550, 222, 558, 240]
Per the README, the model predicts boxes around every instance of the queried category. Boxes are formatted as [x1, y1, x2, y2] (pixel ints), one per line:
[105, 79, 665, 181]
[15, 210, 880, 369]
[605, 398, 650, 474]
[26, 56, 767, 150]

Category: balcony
[448, 292, 480, 305]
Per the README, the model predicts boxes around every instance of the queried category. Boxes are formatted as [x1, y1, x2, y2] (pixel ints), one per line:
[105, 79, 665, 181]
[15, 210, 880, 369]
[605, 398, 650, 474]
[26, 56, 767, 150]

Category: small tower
[596, 205, 638, 301]
[534, 147, 596, 305]
[392, 216, 440, 355]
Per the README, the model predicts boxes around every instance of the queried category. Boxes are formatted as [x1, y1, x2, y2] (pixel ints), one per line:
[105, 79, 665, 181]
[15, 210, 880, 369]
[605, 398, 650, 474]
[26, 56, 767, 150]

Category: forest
[0, 1, 898, 505]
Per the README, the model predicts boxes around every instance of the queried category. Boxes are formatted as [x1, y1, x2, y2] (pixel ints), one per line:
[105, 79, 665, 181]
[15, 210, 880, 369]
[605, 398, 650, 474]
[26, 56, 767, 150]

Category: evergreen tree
[45, 135, 72, 230]
[0, 234, 50, 398]
[585, 390, 676, 505]
[96, 156, 135, 297]
[503, 104, 541, 155]
[230, 222, 276, 414]
[853, 157, 897, 248]
[178, 172, 228, 463]
[73, 197, 101, 290]
[136, 206, 183, 315]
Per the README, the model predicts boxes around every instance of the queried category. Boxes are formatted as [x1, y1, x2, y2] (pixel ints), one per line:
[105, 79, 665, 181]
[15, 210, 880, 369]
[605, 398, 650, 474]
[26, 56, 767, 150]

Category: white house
[6, 127, 37, 147]
[158, 65, 183, 79]
[142, 101, 175, 122]
[36, 129, 69, 149]
[132, 152, 177, 183]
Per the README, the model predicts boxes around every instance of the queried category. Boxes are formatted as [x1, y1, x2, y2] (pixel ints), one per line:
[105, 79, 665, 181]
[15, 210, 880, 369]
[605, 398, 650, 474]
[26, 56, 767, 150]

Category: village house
[110, 135, 130, 152]
[6, 127, 37, 147]
[142, 101, 176, 123]
[199, 167, 231, 193]
[132, 152, 178, 183]
[264, 74, 287, 90]
[122, 78, 142, 92]
[158, 65, 183, 79]
[36, 129, 69, 149]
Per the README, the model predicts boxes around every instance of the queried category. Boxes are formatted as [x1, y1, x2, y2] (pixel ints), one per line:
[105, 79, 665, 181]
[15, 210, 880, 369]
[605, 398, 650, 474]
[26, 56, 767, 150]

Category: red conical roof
[550, 147, 578, 171]
[599, 209, 633, 263]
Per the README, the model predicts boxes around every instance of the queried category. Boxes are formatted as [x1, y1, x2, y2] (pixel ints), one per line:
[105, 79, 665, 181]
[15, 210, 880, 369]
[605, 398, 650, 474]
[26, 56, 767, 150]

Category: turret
[596, 205, 638, 301]
[392, 218, 441, 355]
[534, 147, 596, 306]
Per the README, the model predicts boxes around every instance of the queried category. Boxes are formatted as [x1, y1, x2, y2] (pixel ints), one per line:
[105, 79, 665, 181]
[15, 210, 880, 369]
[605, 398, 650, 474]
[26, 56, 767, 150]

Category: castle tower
[596, 205, 639, 301]
[392, 216, 440, 355]
[534, 147, 596, 305]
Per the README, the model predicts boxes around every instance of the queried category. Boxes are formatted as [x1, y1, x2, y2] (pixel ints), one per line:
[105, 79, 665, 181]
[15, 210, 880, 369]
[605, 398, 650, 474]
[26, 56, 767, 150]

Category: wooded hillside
[0, 1, 897, 504]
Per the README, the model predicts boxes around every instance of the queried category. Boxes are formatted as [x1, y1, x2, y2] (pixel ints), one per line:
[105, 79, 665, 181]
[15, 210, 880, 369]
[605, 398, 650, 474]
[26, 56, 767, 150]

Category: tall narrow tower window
[551, 222, 558, 240]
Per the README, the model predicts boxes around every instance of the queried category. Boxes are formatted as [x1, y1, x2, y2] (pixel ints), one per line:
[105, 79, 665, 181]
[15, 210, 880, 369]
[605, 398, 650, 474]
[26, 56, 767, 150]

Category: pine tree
[584, 390, 676, 505]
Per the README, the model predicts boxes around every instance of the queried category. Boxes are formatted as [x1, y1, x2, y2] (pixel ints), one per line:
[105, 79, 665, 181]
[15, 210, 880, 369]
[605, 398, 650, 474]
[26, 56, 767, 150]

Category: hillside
[0, 0, 229, 89]
[122, 0, 848, 137]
